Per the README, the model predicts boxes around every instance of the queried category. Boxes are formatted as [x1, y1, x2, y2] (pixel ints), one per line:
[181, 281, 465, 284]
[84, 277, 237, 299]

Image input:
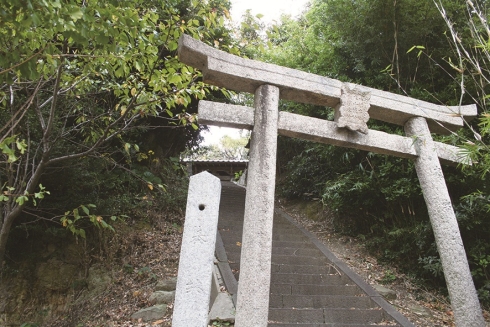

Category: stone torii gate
[177, 34, 485, 327]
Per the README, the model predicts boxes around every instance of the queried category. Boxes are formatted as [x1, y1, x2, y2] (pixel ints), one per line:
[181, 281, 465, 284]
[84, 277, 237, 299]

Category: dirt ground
[36, 199, 490, 327]
[33, 217, 182, 327]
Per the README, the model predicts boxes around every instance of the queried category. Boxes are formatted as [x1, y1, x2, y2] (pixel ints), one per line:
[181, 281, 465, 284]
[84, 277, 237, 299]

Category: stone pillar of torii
[177, 34, 485, 327]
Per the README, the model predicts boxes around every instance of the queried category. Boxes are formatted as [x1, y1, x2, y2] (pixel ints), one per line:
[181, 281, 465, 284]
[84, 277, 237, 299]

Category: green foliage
[234, 170, 243, 181]
[432, 0, 490, 301]
[380, 270, 397, 284]
[136, 266, 157, 280]
[186, 132, 250, 160]
[123, 264, 134, 274]
[0, 183, 50, 206]
[0, 136, 27, 162]
[42, 149, 189, 227]
[60, 204, 119, 239]
[418, 256, 443, 278]
[211, 319, 232, 326]
[248, 0, 490, 303]
[235, 9, 266, 58]
[280, 143, 340, 200]
[0, 0, 237, 267]
[281, 136, 424, 236]
[472, 249, 490, 302]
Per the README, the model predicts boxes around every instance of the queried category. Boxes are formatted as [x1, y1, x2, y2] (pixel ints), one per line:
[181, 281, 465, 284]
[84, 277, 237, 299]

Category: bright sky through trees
[230, 0, 310, 24]
[202, 0, 310, 145]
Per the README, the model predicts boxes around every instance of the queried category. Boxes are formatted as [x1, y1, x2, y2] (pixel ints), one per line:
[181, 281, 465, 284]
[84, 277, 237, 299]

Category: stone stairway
[215, 182, 414, 327]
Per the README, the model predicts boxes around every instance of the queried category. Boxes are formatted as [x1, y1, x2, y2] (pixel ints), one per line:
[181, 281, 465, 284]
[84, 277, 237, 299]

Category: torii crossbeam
[177, 34, 485, 327]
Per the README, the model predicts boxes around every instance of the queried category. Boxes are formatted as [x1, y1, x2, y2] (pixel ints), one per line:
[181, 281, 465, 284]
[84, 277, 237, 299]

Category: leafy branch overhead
[1, 0, 231, 144]
[0, 0, 237, 269]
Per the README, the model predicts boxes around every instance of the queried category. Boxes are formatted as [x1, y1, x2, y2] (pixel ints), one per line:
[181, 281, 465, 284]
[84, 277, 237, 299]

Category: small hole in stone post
[199, 204, 205, 211]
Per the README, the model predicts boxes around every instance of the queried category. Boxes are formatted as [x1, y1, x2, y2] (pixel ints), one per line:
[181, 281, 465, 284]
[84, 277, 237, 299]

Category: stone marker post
[405, 117, 485, 327]
[172, 172, 222, 327]
[234, 85, 280, 327]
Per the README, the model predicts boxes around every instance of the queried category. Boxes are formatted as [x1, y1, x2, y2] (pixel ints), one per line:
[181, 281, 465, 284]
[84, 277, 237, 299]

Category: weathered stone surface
[155, 277, 177, 292]
[179, 34, 476, 133]
[234, 85, 279, 327]
[172, 172, 221, 327]
[208, 292, 235, 323]
[131, 304, 167, 322]
[335, 83, 370, 134]
[181, 33, 483, 327]
[36, 259, 78, 291]
[372, 284, 397, 301]
[408, 304, 432, 317]
[179, 34, 340, 108]
[87, 265, 112, 294]
[198, 101, 254, 130]
[405, 117, 485, 327]
[149, 291, 175, 305]
[198, 100, 465, 165]
[237, 168, 247, 186]
[279, 111, 417, 162]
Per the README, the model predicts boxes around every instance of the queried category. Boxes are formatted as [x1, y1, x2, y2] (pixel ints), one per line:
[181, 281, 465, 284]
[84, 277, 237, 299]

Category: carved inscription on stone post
[335, 83, 371, 134]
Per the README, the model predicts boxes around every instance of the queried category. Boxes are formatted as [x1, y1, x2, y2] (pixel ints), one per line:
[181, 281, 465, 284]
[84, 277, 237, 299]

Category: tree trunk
[0, 159, 47, 271]
[0, 206, 23, 271]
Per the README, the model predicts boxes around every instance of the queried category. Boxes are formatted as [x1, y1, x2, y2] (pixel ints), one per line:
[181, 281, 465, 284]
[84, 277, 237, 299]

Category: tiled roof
[181, 159, 248, 163]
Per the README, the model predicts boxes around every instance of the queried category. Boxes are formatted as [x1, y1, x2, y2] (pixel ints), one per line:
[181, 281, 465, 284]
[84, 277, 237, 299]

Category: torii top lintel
[178, 34, 476, 135]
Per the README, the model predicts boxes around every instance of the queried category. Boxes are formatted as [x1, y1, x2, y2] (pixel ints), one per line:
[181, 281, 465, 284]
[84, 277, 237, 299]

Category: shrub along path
[216, 181, 414, 326]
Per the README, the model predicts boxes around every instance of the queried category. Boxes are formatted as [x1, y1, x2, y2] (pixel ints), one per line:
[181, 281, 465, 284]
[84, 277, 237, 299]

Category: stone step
[225, 248, 328, 262]
[272, 255, 331, 266]
[268, 308, 323, 324]
[271, 264, 338, 275]
[224, 253, 241, 265]
[219, 217, 302, 225]
[268, 324, 393, 327]
[272, 247, 325, 257]
[272, 240, 318, 248]
[271, 284, 361, 296]
[220, 244, 324, 257]
[269, 294, 377, 309]
[225, 266, 344, 282]
[271, 273, 349, 285]
[218, 234, 242, 244]
[273, 233, 311, 242]
[220, 230, 309, 242]
[273, 224, 304, 230]
[218, 221, 244, 227]
[268, 308, 387, 325]
[215, 182, 411, 327]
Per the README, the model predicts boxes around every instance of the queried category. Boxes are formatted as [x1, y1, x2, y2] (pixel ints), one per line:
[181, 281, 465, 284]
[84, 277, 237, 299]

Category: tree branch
[0, 79, 43, 144]
[0, 47, 46, 76]
[42, 61, 64, 153]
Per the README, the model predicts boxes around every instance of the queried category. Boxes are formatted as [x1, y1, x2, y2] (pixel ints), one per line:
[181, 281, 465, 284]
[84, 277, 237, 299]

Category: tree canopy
[0, 0, 236, 269]
[3, 0, 490, 309]
[245, 0, 490, 303]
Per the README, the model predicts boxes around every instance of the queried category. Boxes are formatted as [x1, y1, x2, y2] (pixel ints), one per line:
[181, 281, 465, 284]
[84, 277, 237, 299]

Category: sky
[201, 0, 310, 145]
[230, 0, 310, 24]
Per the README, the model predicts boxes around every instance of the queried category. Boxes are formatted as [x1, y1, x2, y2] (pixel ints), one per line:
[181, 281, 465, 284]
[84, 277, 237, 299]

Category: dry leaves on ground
[278, 199, 490, 327]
